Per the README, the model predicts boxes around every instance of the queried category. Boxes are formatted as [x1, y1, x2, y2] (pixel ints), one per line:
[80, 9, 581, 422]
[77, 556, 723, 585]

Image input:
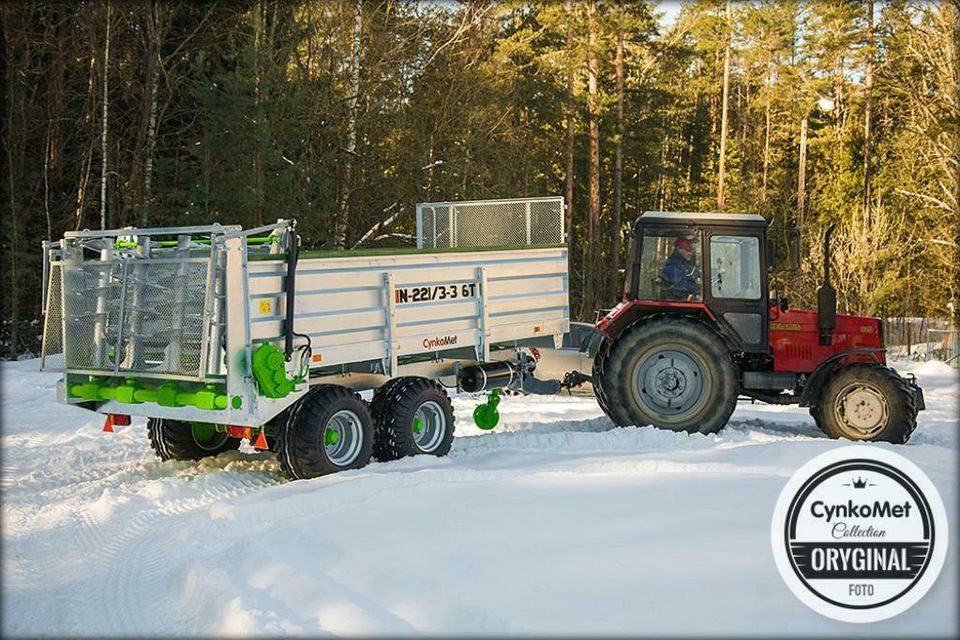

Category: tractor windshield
[637, 230, 702, 302]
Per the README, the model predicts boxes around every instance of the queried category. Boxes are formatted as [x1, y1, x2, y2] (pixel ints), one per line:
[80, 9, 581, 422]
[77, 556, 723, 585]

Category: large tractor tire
[813, 364, 917, 443]
[592, 338, 637, 427]
[596, 316, 738, 434]
[372, 377, 455, 461]
[276, 385, 374, 479]
[148, 419, 239, 461]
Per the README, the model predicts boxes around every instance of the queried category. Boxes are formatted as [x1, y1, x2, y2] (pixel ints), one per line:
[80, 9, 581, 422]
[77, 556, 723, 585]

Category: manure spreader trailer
[40, 197, 924, 480]
[40, 198, 591, 479]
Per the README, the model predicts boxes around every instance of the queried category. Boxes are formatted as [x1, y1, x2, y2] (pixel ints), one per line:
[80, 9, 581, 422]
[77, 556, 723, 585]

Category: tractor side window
[637, 231, 702, 302]
[710, 235, 761, 300]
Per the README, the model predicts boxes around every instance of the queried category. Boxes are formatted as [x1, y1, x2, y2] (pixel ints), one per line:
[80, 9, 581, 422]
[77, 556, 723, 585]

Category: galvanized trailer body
[41, 214, 570, 428]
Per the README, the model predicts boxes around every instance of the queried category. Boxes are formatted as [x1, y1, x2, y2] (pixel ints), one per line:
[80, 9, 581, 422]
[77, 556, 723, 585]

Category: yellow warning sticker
[259, 300, 272, 314]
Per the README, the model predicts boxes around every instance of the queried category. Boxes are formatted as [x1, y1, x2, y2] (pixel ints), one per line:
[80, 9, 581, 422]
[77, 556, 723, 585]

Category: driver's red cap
[675, 236, 694, 252]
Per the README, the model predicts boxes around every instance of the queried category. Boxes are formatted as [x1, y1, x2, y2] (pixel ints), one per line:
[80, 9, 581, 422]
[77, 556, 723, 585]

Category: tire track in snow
[71, 469, 280, 635]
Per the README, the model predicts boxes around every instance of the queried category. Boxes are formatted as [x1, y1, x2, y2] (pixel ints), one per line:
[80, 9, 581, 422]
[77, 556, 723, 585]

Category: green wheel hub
[191, 421, 218, 444]
[324, 428, 341, 446]
[189, 421, 229, 451]
[412, 418, 425, 434]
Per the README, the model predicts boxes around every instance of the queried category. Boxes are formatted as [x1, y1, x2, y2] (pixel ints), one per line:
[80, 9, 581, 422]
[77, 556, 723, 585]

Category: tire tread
[276, 385, 373, 479]
[372, 377, 455, 461]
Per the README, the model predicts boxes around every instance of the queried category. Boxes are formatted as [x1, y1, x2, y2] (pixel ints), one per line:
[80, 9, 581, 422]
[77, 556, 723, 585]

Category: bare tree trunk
[100, 0, 111, 230]
[717, 0, 732, 211]
[75, 54, 97, 229]
[860, 0, 875, 312]
[584, 0, 601, 318]
[46, 8, 65, 241]
[141, 60, 159, 224]
[426, 132, 434, 199]
[140, 0, 162, 226]
[3, 10, 21, 353]
[798, 112, 808, 226]
[252, 0, 264, 226]
[44, 127, 52, 241]
[564, 0, 575, 251]
[761, 88, 771, 206]
[610, 0, 624, 302]
[335, 0, 363, 250]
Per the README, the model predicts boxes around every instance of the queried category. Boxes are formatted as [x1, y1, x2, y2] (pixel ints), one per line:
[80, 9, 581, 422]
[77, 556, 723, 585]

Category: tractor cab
[625, 211, 775, 352]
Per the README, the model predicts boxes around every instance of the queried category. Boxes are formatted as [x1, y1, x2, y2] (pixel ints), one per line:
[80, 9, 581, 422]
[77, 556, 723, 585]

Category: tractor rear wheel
[597, 317, 738, 434]
[276, 385, 374, 479]
[815, 364, 917, 443]
[592, 338, 637, 427]
[372, 377, 455, 461]
[147, 419, 239, 461]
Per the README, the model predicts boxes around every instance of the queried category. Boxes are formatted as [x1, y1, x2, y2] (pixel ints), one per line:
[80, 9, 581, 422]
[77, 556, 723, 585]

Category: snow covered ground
[2, 358, 957, 637]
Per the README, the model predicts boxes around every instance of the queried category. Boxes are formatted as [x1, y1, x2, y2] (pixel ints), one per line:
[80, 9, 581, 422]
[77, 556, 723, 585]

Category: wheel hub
[633, 349, 707, 421]
[190, 422, 228, 451]
[837, 384, 889, 435]
[413, 400, 446, 452]
[655, 367, 687, 397]
[324, 410, 363, 466]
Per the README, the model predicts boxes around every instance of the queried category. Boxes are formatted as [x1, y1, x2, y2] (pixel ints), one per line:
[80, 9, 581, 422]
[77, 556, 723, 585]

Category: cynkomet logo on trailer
[771, 446, 947, 623]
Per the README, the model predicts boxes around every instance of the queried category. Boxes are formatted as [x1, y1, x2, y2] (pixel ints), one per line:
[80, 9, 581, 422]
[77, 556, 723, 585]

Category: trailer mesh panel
[417, 197, 564, 249]
[42, 258, 213, 380]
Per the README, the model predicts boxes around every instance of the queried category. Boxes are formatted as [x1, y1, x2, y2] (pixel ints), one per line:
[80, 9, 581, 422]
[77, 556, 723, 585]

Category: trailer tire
[276, 385, 374, 479]
[372, 377, 455, 461]
[147, 419, 239, 461]
[369, 377, 407, 422]
[814, 364, 917, 443]
[599, 316, 738, 434]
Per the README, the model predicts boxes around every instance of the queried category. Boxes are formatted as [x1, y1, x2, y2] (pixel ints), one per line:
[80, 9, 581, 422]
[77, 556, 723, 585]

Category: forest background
[2, 0, 957, 357]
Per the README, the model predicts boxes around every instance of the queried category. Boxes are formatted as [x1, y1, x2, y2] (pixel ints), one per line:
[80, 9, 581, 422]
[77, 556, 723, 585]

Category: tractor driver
[660, 235, 700, 300]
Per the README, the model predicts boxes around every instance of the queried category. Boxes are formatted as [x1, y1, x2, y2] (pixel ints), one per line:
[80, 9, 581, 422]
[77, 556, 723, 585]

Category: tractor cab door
[704, 231, 768, 352]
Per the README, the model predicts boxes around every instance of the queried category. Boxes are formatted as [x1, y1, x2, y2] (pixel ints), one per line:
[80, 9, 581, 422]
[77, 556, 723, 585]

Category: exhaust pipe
[817, 224, 837, 346]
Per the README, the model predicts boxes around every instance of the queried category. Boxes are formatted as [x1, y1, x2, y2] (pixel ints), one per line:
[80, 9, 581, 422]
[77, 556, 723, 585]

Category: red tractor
[591, 211, 925, 442]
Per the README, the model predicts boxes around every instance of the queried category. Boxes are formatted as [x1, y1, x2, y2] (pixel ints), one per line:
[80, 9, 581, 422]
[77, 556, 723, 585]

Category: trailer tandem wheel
[277, 385, 374, 479]
[369, 377, 407, 423]
[147, 419, 240, 461]
[372, 377, 455, 461]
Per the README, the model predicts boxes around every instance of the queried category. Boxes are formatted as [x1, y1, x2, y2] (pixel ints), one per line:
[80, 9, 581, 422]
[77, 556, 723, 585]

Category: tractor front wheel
[815, 364, 917, 443]
[597, 316, 738, 434]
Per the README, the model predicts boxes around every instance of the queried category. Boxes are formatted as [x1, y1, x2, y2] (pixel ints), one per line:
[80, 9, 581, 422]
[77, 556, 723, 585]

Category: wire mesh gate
[416, 196, 565, 249]
[41, 228, 231, 382]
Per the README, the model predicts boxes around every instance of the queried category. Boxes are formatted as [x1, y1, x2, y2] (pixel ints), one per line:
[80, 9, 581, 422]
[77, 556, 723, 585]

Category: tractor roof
[637, 211, 768, 227]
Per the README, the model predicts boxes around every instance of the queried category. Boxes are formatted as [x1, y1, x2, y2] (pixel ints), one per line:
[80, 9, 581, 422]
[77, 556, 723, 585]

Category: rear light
[109, 414, 131, 426]
[226, 425, 250, 440]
